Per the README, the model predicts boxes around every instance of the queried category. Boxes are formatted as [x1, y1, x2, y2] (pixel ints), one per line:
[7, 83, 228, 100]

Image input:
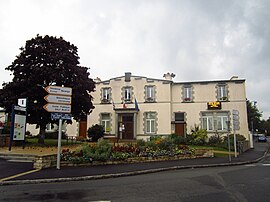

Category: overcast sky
[0, 0, 269, 119]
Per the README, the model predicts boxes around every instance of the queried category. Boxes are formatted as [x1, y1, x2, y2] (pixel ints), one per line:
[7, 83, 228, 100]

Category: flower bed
[60, 136, 213, 166]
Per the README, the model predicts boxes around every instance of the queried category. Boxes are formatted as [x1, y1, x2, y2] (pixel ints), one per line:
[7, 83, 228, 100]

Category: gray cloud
[0, 0, 269, 119]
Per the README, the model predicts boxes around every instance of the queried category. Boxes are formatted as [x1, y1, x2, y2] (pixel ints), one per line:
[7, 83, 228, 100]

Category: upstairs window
[123, 87, 132, 102]
[101, 88, 111, 103]
[217, 84, 228, 101]
[145, 86, 155, 102]
[183, 85, 193, 102]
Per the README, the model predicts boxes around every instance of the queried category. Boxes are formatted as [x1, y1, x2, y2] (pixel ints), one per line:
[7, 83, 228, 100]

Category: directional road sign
[45, 86, 72, 96]
[51, 112, 72, 120]
[43, 103, 71, 113]
[232, 109, 240, 130]
[44, 94, 72, 104]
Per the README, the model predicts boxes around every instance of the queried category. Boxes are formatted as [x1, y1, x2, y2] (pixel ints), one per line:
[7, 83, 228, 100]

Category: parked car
[258, 134, 267, 142]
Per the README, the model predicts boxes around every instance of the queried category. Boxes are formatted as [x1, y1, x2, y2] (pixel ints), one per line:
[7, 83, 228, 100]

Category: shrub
[208, 134, 223, 146]
[156, 138, 174, 151]
[87, 124, 104, 142]
[90, 139, 112, 161]
[45, 131, 67, 139]
[222, 134, 246, 151]
[187, 129, 208, 145]
[136, 139, 146, 147]
[169, 134, 187, 145]
[2, 124, 10, 134]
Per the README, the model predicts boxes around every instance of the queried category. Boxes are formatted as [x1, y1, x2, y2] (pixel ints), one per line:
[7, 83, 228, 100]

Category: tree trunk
[38, 123, 46, 145]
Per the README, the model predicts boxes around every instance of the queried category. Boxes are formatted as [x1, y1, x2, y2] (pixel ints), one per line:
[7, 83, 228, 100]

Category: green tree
[261, 118, 270, 136]
[0, 35, 95, 144]
[87, 124, 105, 142]
[246, 100, 262, 133]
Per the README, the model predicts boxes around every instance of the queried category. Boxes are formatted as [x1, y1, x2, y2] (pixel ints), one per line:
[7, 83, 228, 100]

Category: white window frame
[202, 116, 214, 131]
[146, 112, 156, 134]
[124, 87, 132, 102]
[217, 85, 228, 101]
[101, 113, 111, 134]
[146, 86, 155, 102]
[201, 112, 229, 132]
[102, 88, 110, 102]
[217, 115, 228, 131]
[183, 86, 192, 102]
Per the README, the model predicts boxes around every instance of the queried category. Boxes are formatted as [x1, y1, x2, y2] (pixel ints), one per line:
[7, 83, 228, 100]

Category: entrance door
[175, 123, 185, 136]
[122, 114, 134, 139]
[79, 121, 87, 138]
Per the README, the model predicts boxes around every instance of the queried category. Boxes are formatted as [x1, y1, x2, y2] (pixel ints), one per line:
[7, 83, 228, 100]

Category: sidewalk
[1, 141, 269, 185]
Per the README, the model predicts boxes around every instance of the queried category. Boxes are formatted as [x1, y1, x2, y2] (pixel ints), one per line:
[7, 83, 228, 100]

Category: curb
[1, 144, 269, 186]
[0, 157, 263, 186]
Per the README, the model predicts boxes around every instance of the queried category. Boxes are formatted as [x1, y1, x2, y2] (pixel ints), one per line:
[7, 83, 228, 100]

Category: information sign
[45, 86, 72, 96]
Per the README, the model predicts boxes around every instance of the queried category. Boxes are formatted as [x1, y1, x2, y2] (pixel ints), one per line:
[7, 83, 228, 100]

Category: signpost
[9, 98, 28, 151]
[44, 94, 71, 104]
[43, 103, 71, 113]
[51, 113, 72, 120]
[232, 109, 239, 157]
[43, 85, 72, 169]
[45, 86, 72, 96]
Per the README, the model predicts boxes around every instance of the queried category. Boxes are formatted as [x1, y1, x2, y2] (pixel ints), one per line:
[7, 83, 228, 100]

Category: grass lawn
[25, 137, 83, 147]
[189, 145, 234, 157]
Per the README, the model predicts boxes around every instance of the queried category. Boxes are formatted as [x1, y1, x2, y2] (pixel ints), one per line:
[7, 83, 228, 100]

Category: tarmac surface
[0, 141, 269, 186]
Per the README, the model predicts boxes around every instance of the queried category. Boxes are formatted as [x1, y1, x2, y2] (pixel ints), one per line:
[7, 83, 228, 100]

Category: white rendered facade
[88, 73, 249, 141]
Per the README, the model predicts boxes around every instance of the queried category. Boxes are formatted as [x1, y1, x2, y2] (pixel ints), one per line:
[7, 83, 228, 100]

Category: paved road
[0, 141, 268, 184]
[0, 158, 33, 180]
[1, 153, 270, 202]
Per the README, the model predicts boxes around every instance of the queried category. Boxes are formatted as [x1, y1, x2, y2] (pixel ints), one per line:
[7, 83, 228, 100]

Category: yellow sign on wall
[207, 101, 221, 110]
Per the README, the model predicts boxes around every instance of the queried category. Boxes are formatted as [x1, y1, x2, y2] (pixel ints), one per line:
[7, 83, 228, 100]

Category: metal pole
[228, 133, 231, 162]
[8, 104, 15, 151]
[234, 130, 237, 157]
[56, 118, 62, 169]
[226, 120, 231, 162]
[252, 120, 254, 137]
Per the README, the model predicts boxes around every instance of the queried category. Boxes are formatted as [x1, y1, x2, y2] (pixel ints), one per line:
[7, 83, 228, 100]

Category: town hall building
[87, 72, 249, 141]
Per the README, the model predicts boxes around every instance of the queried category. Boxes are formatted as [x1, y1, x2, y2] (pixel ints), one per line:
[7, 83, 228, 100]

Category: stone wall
[0, 134, 9, 147]
[33, 154, 57, 169]
[33, 148, 214, 169]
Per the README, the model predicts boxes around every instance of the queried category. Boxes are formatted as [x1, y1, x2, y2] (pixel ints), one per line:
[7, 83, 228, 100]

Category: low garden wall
[34, 154, 57, 169]
[33, 148, 214, 169]
[0, 134, 9, 147]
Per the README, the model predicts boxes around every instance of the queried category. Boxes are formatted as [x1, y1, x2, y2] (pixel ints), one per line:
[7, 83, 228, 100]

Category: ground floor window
[201, 111, 229, 132]
[145, 112, 157, 134]
[100, 113, 111, 133]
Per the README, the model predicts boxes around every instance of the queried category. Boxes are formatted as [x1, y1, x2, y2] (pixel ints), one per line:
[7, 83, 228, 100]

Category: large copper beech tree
[0, 35, 95, 144]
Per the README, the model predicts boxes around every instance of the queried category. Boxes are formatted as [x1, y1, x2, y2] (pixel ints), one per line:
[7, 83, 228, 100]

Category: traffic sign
[45, 86, 72, 96]
[43, 103, 71, 113]
[232, 109, 240, 130]
[44, 94, 72, 104]
[51, 113, 72, 120]
[14, 105, 27, 112]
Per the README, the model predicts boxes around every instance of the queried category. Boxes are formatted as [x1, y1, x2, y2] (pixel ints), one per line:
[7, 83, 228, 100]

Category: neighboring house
[88, 72, 249, 142]
[0, 108, 6, 123]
